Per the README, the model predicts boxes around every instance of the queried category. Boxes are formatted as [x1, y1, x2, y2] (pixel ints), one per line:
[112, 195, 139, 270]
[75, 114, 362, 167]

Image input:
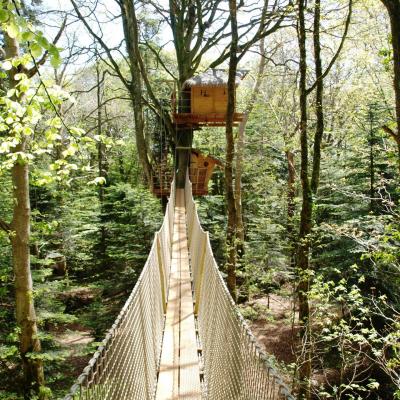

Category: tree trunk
[286, 150, 296, 270]
[310, 0, 324, 195]
[235, 39, 266, 301]
[225, 0, 239, 301]
[176, 87, 192, 188]
[297, 0, 312, 397]
[4, 32, 46, 399]
[235, 38, 266, 274]
[235, 119, 246, 268]
[368, 107, 377, 212]
[96, 62, 108, 266]
[119, 0, 153, 184]
[381, 0, 400, 172]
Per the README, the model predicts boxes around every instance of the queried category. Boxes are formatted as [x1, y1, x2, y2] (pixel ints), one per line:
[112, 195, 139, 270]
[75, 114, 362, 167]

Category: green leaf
[0, 345, 18, 359]
[89, 177, 107, 186]
[23, 127, 33, 136]
[70, 127, 85, 136]
[30, 43, 43, 58]
[37, 35, 50, 50]
[22, 31, 34, 41]
[6, 22, 19, 39]
[0, 9, 9, 23]
[50, 53, 62, 68]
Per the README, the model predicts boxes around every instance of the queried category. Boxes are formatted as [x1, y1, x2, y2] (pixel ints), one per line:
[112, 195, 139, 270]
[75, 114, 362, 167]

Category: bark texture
[235, 39, 266, 274]
[310, 0, 324, 195]
[225, 0, 239, 300]
[120, 0, 153, 184]
[96, 62, 108, 265]
[286, 149, 296, 270]
[4, 32, 46, 398]
[297, 1, 312, 397]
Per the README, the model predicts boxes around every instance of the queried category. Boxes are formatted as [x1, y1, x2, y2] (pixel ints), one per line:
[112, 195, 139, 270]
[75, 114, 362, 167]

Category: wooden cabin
[173, 69, 248, 127]
[151, 150, 222, 197]
[189, 150, 222, 195]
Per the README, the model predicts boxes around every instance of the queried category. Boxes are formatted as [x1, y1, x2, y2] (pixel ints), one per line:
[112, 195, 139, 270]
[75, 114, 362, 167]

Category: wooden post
[194, 232, 208, 316]
[156, 234, 167, 314]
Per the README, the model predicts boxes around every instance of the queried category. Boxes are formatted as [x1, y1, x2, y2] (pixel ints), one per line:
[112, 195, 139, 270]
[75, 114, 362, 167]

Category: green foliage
[1, 0, 400, 398]
[305, 274, 398, 399]
[102, 183, 162, 269]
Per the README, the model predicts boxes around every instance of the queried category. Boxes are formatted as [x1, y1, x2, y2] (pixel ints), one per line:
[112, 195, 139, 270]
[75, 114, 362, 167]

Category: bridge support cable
[185, 174, 295, 400]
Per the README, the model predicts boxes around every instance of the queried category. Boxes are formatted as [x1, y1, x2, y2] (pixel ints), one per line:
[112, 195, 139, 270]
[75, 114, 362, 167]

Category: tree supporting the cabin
[175, 126, 193, 188]
[176, 87, 193, 188]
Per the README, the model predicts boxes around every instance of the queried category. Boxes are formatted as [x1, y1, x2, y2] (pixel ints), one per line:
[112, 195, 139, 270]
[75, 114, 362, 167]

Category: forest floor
[246, 293, 298, 365]
[49, 322, 95, 394]
[245, 293, 353, 393]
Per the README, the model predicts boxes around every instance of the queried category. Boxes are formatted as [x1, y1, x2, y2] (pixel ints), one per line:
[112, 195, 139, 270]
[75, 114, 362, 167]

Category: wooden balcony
[173, 112, 244, 127]
[151, 167, 212, 197]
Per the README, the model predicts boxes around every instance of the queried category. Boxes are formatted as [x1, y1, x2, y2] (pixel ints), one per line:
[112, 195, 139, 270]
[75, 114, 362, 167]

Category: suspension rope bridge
[64, 174, 294, 400]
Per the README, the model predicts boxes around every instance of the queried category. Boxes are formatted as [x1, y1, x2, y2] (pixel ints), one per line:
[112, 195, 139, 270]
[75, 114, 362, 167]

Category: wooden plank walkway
[155, 189, 201, 400]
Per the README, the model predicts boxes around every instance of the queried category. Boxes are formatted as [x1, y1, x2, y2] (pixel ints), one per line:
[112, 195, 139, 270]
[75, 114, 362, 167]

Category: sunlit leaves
[30, 42, 43, 58]
[0, 74, 92, 186]
[21, 30, 34, 42]
[0, 5, 64, 73]
[89, 176, 107, 186]
[0, 9, 8, 23]
[50, 52, 62, 68]
[6, 21, 19, 39]
[62, 143, 79, 158]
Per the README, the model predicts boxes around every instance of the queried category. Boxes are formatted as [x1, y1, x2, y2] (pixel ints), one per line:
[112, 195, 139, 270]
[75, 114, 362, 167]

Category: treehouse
[151, 150, 222, 197]
[173, 69, 248, 127]
[189, 150, 222, 195]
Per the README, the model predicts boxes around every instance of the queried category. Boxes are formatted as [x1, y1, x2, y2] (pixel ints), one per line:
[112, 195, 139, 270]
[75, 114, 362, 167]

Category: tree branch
[382, 125, 400, 144]
[70, 0, 130, 91]
[0, 219, 11, 234]
[26, 16, 67, 78]
[306, 0, 353, 96]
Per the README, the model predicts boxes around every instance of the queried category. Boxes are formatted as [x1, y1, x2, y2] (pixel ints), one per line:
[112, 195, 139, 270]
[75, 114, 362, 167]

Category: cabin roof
[191, 149, 223, 166]
[184, 69, 248, 88]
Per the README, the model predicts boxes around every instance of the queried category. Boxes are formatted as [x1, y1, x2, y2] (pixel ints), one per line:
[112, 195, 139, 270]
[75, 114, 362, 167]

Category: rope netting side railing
[63, 181, 176, 400]
[185, 174, 295, 400]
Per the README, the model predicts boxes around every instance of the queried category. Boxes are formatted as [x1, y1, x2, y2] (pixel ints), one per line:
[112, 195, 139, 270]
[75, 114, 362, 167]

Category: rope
[63, 180, 175, 400]
[64, 174, 294, 399]
[185, 173, 295, 400]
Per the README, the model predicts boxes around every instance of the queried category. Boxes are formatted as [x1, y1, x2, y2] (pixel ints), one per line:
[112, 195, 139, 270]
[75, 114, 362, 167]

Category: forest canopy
[0, 0, 399, 399]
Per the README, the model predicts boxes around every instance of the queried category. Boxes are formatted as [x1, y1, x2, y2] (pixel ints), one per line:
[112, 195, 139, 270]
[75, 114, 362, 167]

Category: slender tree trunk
[368, 107, 376, 212]
[119, 0, 153, 184]
[297, 1, 312, 398]
[225, 0, 239, 301]
[311, 0, 324, 194]
[296, 1, 351, 394]
[96, 62, 108, 266]
[4, 32, 46, 399]
[381, 0, 400, 172]
[235, 120, 246, 267]
[235, 38, 266, 278]
[286, 149, 296, 270]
